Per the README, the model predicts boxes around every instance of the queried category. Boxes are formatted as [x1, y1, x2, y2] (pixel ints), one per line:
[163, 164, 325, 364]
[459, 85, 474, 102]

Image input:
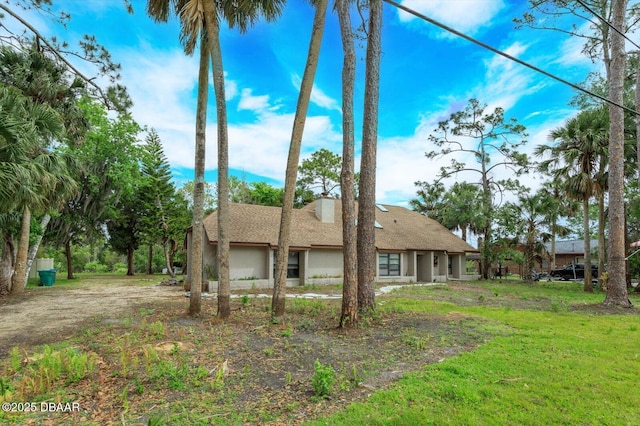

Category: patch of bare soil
[0, 280, 497, 425]
[0, 278, 180, 358]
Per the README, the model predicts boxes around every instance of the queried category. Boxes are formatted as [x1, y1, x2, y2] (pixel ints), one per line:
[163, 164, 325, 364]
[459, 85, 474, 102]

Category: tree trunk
[0, 236, 15, 295]
[65, 240, 74, 280]
[550, 221, 557, 273]
[12, 206, 31, 293]
[338, 0, 358, 328]
[126, 243, 135, 276]
[583, 197, 593, 292]
[189, 32, 210, 316]
[273, 0, 328, 318]
[162, 238, 175, 279]
[604, 0, 632, 307]
[598, 192, 606, 282]
[147, 244, 153, 275]
[203, 0, 230, 320]
[24, 213, 51, 284]
[636, 52, 640, 189]
[357, 0, 383, 313]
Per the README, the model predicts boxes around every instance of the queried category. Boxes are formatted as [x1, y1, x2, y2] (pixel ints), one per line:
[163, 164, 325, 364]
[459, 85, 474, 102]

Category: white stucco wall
[229, 246, 268, 280]
[307, 249, 343, 278]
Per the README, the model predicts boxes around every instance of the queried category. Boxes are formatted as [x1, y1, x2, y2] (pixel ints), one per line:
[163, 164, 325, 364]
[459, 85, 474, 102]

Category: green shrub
[84, 261, 108, 273]
[312, 359, 335, 398]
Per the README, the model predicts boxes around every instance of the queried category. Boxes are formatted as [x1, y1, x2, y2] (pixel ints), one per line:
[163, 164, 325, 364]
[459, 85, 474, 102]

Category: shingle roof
[202, 199, 478, 253]
[544, 239, 599, 254]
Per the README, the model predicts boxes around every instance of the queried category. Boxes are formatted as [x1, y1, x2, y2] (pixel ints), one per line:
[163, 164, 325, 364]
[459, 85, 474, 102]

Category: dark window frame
[379, 253, 400, 276]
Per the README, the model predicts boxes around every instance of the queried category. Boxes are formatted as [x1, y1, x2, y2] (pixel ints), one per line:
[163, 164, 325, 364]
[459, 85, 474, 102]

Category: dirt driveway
[0, 276, 183, 358]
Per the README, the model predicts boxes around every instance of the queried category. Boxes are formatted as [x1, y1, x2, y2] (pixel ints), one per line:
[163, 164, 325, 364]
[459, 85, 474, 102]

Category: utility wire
[575, 0, 640, 52]
[382, 0, 638, 116]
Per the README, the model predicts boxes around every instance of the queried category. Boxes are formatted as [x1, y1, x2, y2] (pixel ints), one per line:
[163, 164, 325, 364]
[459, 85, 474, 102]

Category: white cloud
[398, 0, 505, 34]
[237, 88, 271, 112]
[291, 74, 341, 112]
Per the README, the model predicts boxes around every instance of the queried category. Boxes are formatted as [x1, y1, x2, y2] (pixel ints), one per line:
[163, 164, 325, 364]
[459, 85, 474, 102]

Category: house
[543, 239, 599, 269]
[185, 198, 479, 290]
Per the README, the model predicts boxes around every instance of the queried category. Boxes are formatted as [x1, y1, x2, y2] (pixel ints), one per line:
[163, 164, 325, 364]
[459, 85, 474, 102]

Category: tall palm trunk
[604, 0, 631, 306]
[337, 0, 358, 328]
[203, 1, 231, 319]
[357, 0, 383, 313]
[273, 0, 328, 318]
[582, 197, 593, 292]
[189, 32, 210, 316]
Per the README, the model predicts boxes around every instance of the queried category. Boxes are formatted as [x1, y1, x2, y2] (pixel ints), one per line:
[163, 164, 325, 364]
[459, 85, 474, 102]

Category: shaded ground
[0, 276, 178, 358]
[1, 277, 637, 424]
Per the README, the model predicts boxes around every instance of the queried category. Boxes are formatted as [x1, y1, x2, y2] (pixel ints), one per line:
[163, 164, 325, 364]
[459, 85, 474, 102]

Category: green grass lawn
[2, 277, 639, 425]
[310, 282, 640, 426]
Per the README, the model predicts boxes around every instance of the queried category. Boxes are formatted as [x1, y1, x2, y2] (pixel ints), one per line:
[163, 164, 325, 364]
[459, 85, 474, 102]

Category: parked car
[550, 263, 598, 281]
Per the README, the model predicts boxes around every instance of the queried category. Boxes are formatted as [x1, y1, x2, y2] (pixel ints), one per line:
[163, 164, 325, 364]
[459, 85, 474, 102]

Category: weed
[312, 359, 335, 399]
[263, 348, 275, 357]
[9, 347, 22, 373]
[241, 294, 250, 306]
[146, 321, 167, 339]
[139, 307, 155, 317]
[285, 371, 292, 386]
[402, 330, 430, 350]
[281, 326, 293, 338]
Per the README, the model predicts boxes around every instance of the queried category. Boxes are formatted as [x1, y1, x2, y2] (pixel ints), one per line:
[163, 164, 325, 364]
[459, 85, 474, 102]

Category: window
[287, 252, 300, 278]
[273, 251, 300, 278]
[379, 253, 400, 276]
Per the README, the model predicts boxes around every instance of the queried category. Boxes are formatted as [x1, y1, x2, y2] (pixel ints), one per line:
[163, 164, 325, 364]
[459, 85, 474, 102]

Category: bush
[113, 262, 128, 274]
[312, 359, 335, 398]
[83, 261, 108, 273]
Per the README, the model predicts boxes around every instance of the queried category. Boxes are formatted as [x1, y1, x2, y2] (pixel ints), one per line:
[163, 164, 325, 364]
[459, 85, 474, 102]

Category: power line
[575, 0, 640, 52]
[382, 0, 638, 117]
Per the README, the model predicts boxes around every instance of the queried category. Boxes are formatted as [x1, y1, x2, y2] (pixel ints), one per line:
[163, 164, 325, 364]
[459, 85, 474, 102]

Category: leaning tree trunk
[337, 0, 358, 328]
[24, 213, 51, 284]
[357, 0, 383, 314]
[189, 32, 211, 316]
[272, 0, 328, 318]
[604, 0, 632, 306]
[583, 198, 593, 292]
[162, 238, 175, 279]
[12, 206, 31, 294]
[203, 0, 231, 320]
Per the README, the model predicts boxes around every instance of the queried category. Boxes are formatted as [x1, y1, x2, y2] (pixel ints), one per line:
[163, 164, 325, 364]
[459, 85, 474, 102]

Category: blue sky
[9, 0, 604, 206]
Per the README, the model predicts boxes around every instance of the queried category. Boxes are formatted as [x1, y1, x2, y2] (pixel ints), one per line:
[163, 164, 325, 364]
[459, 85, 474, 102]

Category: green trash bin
[38, 269, 56, 287]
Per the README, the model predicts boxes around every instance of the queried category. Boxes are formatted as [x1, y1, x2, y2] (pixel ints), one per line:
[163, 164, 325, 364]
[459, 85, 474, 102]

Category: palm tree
[337, 0, 357, 328]
[0, 85, 76, 293]
[273, 0, 329, 318]
[538, 180, 577, 274]
[537, 107, 608, 292]
[148, 0, 284, 317]
[357, 0, 383, 314]
[517, 191, 550, 283]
